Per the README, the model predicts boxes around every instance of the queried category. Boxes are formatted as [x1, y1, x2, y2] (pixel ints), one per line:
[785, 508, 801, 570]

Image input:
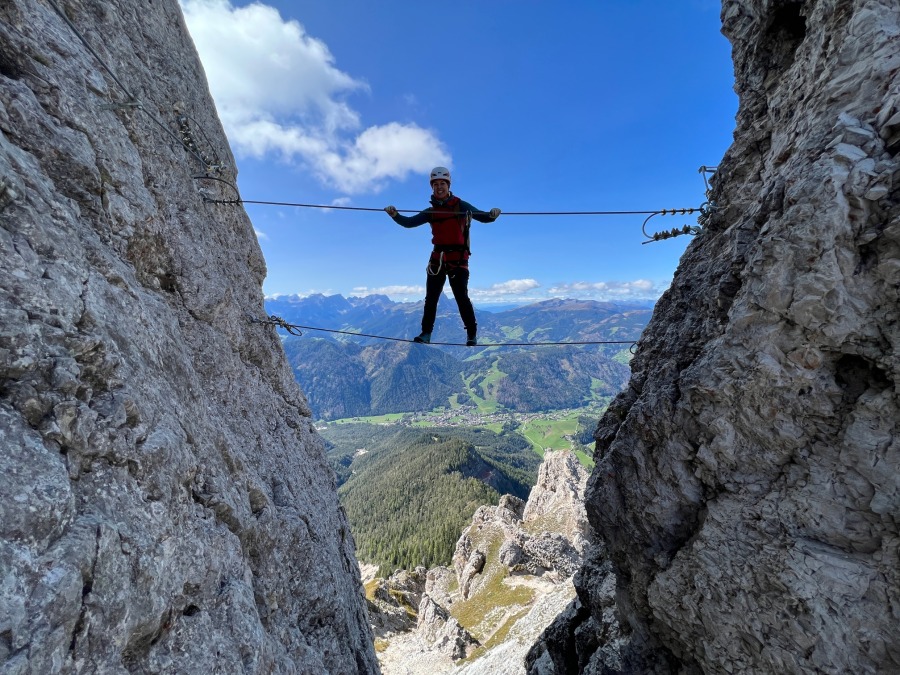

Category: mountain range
[266, 294, 651, 420]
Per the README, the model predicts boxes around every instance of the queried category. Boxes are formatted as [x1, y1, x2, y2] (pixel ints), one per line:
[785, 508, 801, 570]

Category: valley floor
[325, 406, 604, 468]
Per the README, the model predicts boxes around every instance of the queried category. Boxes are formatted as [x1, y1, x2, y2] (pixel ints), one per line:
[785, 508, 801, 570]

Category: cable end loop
[248, 314, 303, 336]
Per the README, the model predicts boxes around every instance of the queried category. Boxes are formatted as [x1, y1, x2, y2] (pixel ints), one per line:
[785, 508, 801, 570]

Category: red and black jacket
[392, 194, 497, 270]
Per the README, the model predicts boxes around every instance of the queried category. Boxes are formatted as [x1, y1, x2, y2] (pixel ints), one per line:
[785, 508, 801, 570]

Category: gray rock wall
[376, 452, 589, 674]
[534, 0, 900, 673]
[0, 0, 377, 672]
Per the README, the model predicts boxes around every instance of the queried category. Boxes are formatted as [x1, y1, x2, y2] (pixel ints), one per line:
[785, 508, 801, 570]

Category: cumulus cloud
[470, 279, 541, 299]
[546, 279, 662, 299]
[349, 278, 663, 304]
[269, 278, 666, 304]
[314, 196, 352, 214]
[351, 285, 425, 299]
[180, 0, 449, 193]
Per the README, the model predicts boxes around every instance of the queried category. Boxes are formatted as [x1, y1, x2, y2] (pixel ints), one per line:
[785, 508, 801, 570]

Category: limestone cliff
[531, 1, 900, 673]
[376, 451, 590, 674]
[0, 1, 377, 672]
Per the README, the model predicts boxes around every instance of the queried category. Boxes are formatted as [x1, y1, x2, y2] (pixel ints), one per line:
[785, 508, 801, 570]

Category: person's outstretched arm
[458, 200, 501, 223]
[384, 205, 431, 228]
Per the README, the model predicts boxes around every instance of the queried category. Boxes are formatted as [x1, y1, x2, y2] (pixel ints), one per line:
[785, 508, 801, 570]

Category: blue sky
[180, 0, 737, 306]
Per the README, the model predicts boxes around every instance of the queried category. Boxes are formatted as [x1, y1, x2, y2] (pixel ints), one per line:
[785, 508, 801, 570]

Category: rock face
[454, 453, 591, 599]
[416, 595, 479, 661]
[0, 1, 377, 673]
[367, 567, 428, 637]
[375, 451, 590, 674]
[522, 451, 591, 545]
[534, 1, 900, 673]
[456, 583, 576, 675]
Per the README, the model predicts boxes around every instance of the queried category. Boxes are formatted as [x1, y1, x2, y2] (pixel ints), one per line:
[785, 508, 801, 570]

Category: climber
[384, 167, 500, 346]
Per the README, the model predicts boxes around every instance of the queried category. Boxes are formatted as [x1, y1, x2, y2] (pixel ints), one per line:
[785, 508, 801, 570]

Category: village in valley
[321, 405, 607, 467]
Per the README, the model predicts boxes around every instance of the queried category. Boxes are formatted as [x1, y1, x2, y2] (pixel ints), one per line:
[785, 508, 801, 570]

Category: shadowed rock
[530, 1, 900, 673]
[0, 1, 378, 672]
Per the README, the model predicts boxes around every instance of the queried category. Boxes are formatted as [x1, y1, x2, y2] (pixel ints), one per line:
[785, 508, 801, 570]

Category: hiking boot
[466, 335, 477, 347]
[413, 332, 431, 344]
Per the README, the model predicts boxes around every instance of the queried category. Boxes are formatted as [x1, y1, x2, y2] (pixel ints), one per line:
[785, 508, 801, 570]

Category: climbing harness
[427, 246, 468, 275]
[427, 206, 472, 275]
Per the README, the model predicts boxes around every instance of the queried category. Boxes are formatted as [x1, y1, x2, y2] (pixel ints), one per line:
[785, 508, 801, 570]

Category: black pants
[422, 266, 476, 336]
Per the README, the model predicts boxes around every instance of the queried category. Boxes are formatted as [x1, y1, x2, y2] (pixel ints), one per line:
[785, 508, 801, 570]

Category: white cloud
[180, 0, 449, 193]
[314, 196, 351, 214]
[268, 278, 668, 305]
[317, 123, 449, 192]
[546, 279, 662, 299]
[470, 279, 541, 298]
[352, 285, 425, 299]
[254, 228, 268, 240]
[349, 278, 664, 304]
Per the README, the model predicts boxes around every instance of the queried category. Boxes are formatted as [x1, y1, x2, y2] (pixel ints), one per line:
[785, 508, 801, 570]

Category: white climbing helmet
[430, 166, 451, 185]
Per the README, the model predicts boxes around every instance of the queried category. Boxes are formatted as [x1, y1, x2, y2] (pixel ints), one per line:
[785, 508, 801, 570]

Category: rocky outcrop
[522, 450, 591, 547]
[458, 549, 488, 600]
[373, 565, 481, 674]
[416, 595, 480, 660]
[367, 567, 428, 637]
[456, 582, 576, 675]
[0, 1, 377, 673]
[526, 550, 634, 675]
[454, 453, 591, 598]
[376, 451, 590, 673]
[535, 1, 900, 673]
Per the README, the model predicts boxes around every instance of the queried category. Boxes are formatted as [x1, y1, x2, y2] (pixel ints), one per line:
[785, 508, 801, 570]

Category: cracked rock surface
[532, 1, 900, 673]
[0, 1, 377, 672]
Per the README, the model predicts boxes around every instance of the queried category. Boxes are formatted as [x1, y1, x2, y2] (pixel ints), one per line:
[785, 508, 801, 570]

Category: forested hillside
[322, 425, 540, 574]
[484, 349, 628, 411]
[283, 339, 464, 419]
[280, 296, 646, 575]
[272, 295, 648, 420]
[265, 294, 652, 347]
